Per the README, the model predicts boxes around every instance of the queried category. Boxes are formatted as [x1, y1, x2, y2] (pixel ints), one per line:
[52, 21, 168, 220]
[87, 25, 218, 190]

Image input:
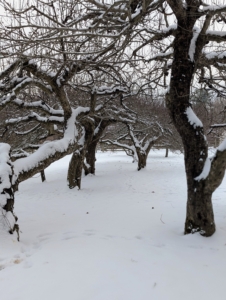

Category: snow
[205, 51, 226, 60]
[206, 30, 226, 37]
[148, 50, 173, 62]
[0, 143, 12, 206]
[217, 138, 226, 152]
[6, 113, 64, 124]
[12, 107, 89, 181]
[195, 157, 211, 181]
[0, 143, 12, 187]
[1, 150, 226, 300]
[189, 26, 200, 62]
[185, 107, 203, 128]
[13, 99, 63, 116]
[162, 24, 177, 33]
[0, 143, 17, 232]
[199, 4, 226, 12]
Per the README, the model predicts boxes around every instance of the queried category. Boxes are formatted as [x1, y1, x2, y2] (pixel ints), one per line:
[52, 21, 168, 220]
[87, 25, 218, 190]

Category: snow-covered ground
[1, 150, 226, 300]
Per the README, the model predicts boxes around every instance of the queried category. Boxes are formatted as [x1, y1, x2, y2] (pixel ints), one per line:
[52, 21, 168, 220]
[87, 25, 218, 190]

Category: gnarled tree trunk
[67, 117, 95, 188]
[0, 143, 19, 240]
[84, 119, 116, 176]
[67, 149, 85, 189]
[165, 15, 215, 236]
[136, 151, 147, 171]
[84, 141, 97, 175]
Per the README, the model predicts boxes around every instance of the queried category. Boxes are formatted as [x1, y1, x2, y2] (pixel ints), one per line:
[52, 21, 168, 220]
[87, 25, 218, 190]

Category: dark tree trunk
[67, 150, 85, 189]
[40, 169, 46, 182]
[165, 16, 215, 236]
[84, 119, 116, 176]
[67, 117, 95, 188]
[137, 151, 147, 171]
[134, 139, 157, 171]
[165, 147, 169, 158]
[185, 190, 215, 236]
[84, 140, 97, 175]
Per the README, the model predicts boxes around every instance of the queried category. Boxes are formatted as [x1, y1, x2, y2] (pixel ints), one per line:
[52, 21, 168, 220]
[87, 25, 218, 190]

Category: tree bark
[185, 190, 215, 236]
[84, 119, 116, 176]
[165, 15, 216, 236]
[67, 117, 95, 187]
[40, 169, 46, 182]
[137, 151, 147, 170]
[0, 144, 19, 240]
[85, 140, 97, 175]
[67, 150, 85, 189]
[165, 147, 169, 158]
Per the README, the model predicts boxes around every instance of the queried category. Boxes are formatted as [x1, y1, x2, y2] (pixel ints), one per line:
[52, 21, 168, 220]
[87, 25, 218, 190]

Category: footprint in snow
[36, 232, 54, 243]
[61, 231, 78, 240]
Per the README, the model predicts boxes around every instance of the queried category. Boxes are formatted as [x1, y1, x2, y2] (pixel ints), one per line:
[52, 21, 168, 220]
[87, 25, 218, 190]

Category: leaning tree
[0, 0, 142, 236]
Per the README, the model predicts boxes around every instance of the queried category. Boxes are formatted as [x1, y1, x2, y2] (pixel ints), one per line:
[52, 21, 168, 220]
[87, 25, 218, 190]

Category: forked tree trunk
[67, 117, 96, 188]
[165, 17, 215, 236]
[84, 119, 115, 176]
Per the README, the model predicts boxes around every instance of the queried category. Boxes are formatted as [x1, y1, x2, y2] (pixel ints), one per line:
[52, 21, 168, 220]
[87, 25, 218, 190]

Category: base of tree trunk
[184, 193, 216, 237]
[165, 148, 169, 158]
[67, 151, 84, 189]
[137, 154, 147, 171]
[85, 142, 97, 175]
[40, 170, 46, 182]
[3, 191, 20, 241]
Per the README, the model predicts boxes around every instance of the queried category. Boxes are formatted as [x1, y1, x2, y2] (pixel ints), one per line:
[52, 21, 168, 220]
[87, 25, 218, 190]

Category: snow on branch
[217, 138, 226, 152]
[205, 51, 226, 60]
[211, 123, 226, 128]
[199, 4, 226, 14]
[195, 157, 211, 181]
[184, 107, 203, 129]
[189, 27, 201, 62]
[148, 50, 174, 62]
[12, 107, 89, 184]
[6, 112, 64, 125]
[0, 59, 21, 80]
[200, 139, 226, 194]
[0, 144, 12, 200]
[92, 85, 129, 95]
[195, 138, 226, 193]
[0, 143, 18, 237]
[13, 99, 64, 116]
